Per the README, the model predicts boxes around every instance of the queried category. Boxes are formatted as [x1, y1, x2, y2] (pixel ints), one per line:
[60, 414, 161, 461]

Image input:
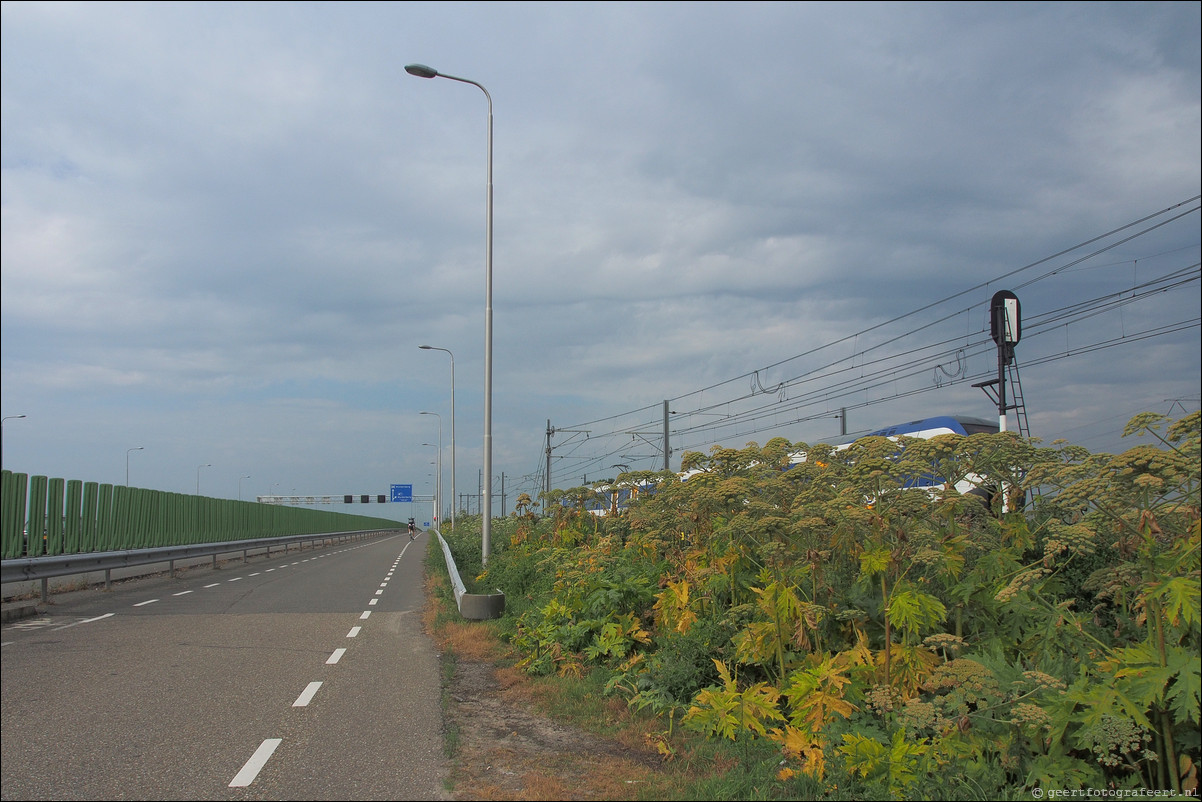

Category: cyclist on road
[407, 517, 416, 540]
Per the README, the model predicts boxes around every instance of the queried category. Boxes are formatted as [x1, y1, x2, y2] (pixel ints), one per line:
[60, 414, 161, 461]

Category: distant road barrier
[2, 469, 399, 559]
[1, 530, 386, 588]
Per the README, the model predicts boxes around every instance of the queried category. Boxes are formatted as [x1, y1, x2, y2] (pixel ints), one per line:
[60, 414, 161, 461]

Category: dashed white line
[374, 589, 383, 596]
[133, 599, 159, 607]
[51, 613, 115, 630]
[173, 590, 193, 596]
[326, 648, 347, 665]
[359, 611, 371, 620]
[347, 626, 361, 638]
[368, 598, 378, 606]
[293, 681, 323, 707]
[229, 738, 282, 787]
[204, 583, 220, 588]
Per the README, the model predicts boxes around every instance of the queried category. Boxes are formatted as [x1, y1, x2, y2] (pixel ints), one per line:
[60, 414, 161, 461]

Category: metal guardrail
[432, 527, 504, 620]
[1, 530, 389, 593]
[2, 527, 505, 621]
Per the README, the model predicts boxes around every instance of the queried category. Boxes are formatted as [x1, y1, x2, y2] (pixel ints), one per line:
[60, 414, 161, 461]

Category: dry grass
[421, 569, 687, 801]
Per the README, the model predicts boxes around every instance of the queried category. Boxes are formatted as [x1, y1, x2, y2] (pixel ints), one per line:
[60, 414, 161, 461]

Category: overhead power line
[526, 198, 1200, 494]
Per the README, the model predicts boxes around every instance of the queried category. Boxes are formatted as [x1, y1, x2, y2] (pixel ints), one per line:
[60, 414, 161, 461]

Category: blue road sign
[390, 484, 413, 503]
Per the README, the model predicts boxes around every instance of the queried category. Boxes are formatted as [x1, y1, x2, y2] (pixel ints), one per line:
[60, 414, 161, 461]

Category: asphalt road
[0, 532, 449, 801]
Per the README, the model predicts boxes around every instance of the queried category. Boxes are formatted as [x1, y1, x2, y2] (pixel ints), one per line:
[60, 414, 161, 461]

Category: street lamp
[196, 463, 211, 495]
[2, 414, 27, 471]
[420, 410, 443, 526]
[406, 62, 494, 565]
[239, 474, 251, 501]
[126, 447, 144, 486]
[419, 345, 455, 531]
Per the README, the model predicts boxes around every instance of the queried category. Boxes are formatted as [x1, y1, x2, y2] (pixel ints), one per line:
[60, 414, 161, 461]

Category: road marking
[347, 627, 361, 638]
[133, 599, 159, 607]
[229, 738, 282, 787]
[228, 577, 243, 582]
[173, 590, 193, 596]
[293, 681, 322, 707]
[374, 589, 383, 596]
[204, 583, 220, 588]
[368, 598, 378, 606]
[51, 613, 115, 631]
[326, 648, 347, 665]
[359, 611, 371, 619]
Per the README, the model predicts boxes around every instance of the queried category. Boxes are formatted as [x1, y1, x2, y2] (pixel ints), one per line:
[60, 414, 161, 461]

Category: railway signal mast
[974, 290, 1022, 433]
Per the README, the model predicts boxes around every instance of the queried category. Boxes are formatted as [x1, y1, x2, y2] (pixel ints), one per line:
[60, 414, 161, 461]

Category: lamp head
[405, 64, 439, 79]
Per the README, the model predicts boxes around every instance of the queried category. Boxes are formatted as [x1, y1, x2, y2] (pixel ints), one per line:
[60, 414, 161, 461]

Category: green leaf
[859, 546, 891, 577]
[1164, 648, 1201, 726]
[886, 585, 947, 638]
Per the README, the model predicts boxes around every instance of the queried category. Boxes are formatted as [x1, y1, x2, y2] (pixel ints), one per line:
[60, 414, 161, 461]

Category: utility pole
[543, 422, 590, 498]
[663, 400, 671, 471]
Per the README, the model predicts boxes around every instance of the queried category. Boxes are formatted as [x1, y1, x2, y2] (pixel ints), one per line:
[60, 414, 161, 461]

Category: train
[578, 415, 1001, 516]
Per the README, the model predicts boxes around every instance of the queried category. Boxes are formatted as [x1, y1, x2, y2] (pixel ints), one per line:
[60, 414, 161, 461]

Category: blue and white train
[580, 415, 1001, 515]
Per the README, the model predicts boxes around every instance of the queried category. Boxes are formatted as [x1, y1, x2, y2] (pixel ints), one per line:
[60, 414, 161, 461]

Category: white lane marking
[133, 599, 159, 607]
[374, 589, 383, 596]
[368, 599, 378, 606]
[347, 627, 361, 638]
[359, 611, 371, 620]
[228, 577, 244, 582]
[379, 582, 388, 588]
[229, 738, 282, 787]
[204, 583, 220, 588]
[249, 573, 261, 577]
[173, 590, 193, 597]
[52, 613, 115, 631]
[326, 648, 347, 665]
[293, 681, 322, 707]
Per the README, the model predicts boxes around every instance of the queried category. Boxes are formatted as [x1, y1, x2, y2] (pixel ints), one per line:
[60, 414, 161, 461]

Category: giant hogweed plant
[471, 412, 1199, 797]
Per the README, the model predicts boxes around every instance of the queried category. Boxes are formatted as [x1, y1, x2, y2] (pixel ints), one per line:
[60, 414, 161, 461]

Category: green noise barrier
[1, 470, 399, 559]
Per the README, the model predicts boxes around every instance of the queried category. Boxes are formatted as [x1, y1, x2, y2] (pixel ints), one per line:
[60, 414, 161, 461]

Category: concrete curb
[1, 602, 41, 623]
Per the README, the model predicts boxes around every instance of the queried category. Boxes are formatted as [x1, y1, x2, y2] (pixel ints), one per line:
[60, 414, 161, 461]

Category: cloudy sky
[2, 1, 1199, 521]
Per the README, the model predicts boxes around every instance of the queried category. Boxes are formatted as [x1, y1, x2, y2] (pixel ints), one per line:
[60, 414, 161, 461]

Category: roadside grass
[419, 535, 818, 801]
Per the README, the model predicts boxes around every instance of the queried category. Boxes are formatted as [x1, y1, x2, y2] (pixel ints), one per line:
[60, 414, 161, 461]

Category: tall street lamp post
[239, 474, 251, 501]
[2, 414, 27, 471]
[422, 442, 441, 526]
[126, 447, 144, 486]
[406, 62, 493, 565]
[196, 463, 211, 495]
[419, 345, 455, 531]
[421, 410, 443, 526]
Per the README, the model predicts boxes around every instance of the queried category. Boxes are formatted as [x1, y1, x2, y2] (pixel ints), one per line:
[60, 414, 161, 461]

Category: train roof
[860, 415, 998, 439]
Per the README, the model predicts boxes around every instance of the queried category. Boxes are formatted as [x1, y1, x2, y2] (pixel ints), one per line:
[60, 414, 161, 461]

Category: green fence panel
[81, 482, 99, 553]
[27, 476, 48, 557]
[95, 484, 114, 551]
[45, 478, 65, 556]
[65, 479, 83, 554]
[2, 471, 28, 559]
[109, 485, 128, 550]
[132, 488, 152, 549]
